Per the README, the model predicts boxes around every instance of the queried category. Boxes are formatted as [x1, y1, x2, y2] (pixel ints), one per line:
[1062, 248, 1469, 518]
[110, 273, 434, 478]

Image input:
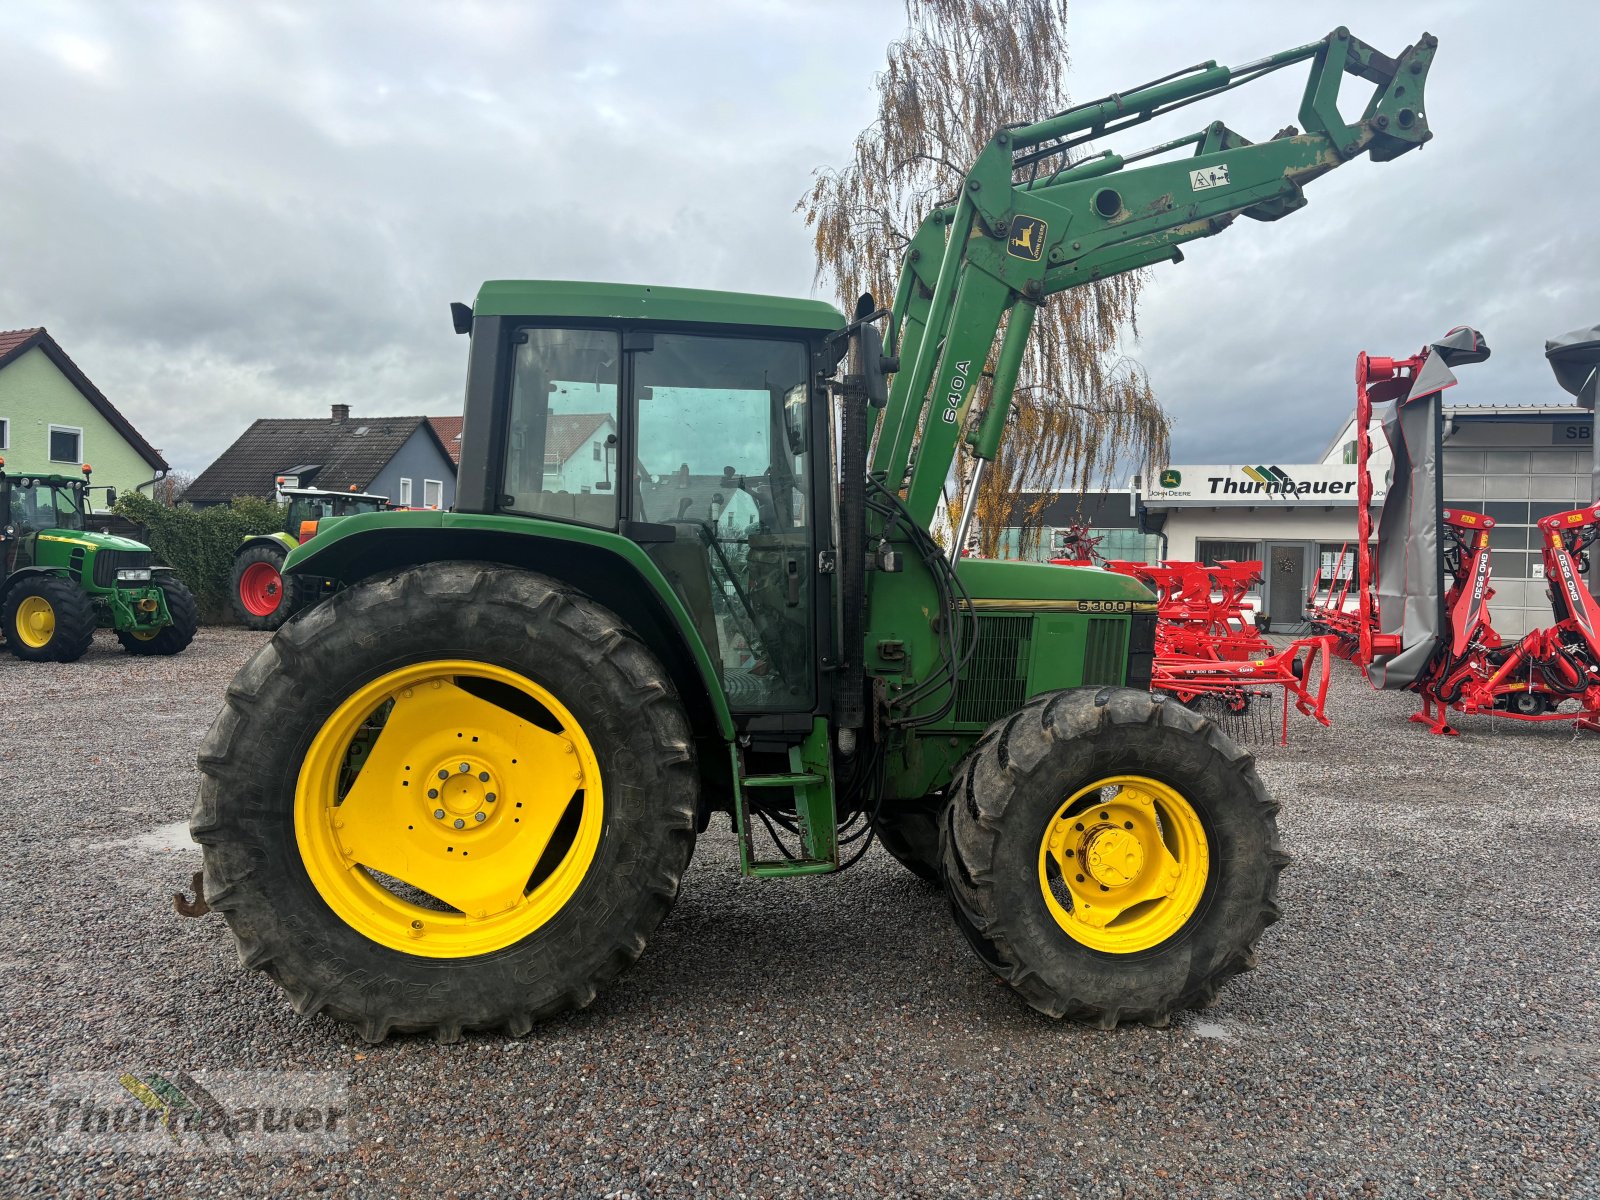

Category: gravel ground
[1, 627, 1597, 1199]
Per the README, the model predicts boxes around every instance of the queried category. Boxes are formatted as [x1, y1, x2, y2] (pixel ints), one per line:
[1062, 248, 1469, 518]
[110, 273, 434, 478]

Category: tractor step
[741, 772, 826, 789]
[732, 720, 838, 877]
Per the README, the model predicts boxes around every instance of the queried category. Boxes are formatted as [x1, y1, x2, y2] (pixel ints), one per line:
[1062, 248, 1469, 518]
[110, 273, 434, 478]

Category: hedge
[114, 492, 287, 621]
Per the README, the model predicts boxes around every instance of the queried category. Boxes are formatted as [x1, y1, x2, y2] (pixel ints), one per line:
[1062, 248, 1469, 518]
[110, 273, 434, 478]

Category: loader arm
[869, 26, 1438, 533]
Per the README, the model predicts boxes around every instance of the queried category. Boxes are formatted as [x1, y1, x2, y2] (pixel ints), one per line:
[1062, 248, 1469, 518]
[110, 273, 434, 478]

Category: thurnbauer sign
[1143, 464, 1385, 507]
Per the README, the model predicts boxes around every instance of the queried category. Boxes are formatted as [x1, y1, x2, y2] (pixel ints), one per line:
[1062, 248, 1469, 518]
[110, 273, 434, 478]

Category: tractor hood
[38, 529, 150, 554]
[956, 557, 1157, 611]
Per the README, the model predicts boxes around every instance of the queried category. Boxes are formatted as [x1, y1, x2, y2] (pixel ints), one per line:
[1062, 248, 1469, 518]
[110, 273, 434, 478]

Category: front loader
[192, 27, 1439, 1040]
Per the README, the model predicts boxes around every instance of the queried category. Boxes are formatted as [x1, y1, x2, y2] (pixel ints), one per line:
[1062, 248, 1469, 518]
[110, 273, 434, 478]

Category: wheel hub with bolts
[14, 595, 56, 648]
[1037, 775, 1209, 950]
[428, 759, 498, 827]
[1084, 826, 1145, 887]
[299, 660, 604, 956]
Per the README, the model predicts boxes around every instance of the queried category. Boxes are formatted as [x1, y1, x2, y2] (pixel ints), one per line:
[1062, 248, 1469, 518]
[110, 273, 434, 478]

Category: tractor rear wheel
[2, 574, 96, 662]
[941, 686, 1285, 1027]
[874, 795, 945, 883]
[118, 579, 199, 656]
[230, 544, 301, 630]
[193, 561, 698, 1042]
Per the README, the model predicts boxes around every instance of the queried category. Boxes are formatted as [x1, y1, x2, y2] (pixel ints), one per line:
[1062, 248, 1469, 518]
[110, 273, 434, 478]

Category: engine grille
[953, 615, 1030, 724]
[93, 550, 152, 589]
[1082, 617, 1128, 686]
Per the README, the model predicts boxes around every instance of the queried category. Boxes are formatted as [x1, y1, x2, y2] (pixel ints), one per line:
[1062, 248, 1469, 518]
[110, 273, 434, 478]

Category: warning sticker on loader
[1189, 164, 1231, 191]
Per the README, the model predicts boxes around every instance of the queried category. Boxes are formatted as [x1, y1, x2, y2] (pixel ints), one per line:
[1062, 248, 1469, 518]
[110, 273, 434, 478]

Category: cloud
[1, 0, 1596, 478]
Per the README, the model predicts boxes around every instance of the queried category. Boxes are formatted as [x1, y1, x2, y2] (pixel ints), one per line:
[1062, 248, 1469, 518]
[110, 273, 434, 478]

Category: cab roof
[472, 280, 845, 333]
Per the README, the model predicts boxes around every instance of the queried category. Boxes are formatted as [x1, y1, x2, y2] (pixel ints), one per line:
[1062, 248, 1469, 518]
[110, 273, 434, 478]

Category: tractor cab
[0, 465, 99, 572]
[456, 282, 842, 715]
[282, 488, 388, 543]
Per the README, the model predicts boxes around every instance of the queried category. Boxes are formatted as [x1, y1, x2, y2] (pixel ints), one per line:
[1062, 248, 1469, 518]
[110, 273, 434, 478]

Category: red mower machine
[1338, 326, 1600, 734]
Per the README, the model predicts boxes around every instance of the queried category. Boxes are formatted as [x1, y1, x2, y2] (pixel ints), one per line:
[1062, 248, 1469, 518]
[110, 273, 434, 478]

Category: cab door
[628, 332, 816, 712]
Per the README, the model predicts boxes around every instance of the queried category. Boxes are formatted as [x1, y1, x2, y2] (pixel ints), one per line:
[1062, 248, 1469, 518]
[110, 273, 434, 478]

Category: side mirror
[859, 324, 889, 408]
[782, 384, 808, 456]
[105, 487, 118, 507]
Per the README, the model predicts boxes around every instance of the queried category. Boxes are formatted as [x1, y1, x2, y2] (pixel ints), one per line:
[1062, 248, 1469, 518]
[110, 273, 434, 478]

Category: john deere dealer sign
[1144, 464, 1383, 507]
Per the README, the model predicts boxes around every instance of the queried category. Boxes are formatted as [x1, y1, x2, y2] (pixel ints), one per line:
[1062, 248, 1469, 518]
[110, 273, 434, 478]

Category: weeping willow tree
[797, 0, 1170, 557]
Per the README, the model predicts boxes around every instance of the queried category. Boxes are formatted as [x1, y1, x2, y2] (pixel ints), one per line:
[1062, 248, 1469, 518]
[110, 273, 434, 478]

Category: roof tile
[186, 414, 450, 503]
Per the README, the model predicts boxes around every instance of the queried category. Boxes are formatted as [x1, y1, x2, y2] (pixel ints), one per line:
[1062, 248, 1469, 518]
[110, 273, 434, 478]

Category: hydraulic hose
[836, 341, 868, 740]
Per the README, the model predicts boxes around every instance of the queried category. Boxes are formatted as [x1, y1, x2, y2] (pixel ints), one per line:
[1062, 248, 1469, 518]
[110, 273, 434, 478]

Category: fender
[238, 531, 299, 557]
[283, 510, 735, 741]
[0, 564, 71, 607]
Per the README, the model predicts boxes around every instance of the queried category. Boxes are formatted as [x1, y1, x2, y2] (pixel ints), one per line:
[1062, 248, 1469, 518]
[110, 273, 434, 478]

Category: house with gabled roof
[0, 327, 169, 496]
[187, 404, 456, 509]
[428, 415, 463, 466]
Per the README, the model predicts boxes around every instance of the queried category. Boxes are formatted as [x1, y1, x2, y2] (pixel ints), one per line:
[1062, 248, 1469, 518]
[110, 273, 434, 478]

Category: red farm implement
[1103, 559, 1333, 743]
[1349, 329, 1600, 734]
[1306, 543, 1368, 656]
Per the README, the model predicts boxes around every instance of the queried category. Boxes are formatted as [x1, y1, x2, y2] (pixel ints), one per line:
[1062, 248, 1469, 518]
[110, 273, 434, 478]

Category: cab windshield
[6, 478, 86, 533]
[286, 496, 339, 530]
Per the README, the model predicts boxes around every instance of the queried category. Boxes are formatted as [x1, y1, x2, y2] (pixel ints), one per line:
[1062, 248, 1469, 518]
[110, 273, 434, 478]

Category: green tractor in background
[0, 458, 198, 662]
[228, 486, 388, 630]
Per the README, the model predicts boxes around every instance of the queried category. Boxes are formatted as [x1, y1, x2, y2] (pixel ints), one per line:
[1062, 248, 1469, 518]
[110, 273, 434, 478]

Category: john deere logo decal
[1158, 469, 1182, 488]
[1007, 216, 1047, 261]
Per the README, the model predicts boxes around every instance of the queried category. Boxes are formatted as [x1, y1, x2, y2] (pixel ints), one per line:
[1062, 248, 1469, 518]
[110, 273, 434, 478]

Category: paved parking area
[1, 628, 1596, 1198]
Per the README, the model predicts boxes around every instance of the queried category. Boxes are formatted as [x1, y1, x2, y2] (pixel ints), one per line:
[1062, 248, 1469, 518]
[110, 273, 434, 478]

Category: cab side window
[502, 329, 621, 527]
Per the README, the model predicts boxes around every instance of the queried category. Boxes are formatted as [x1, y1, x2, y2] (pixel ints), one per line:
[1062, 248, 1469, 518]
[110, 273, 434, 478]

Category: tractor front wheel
[118, 579, 199, 656]
[941, 687, 1285, 1027]
[193, 562, 699, 1042]
[230, 544, 301, 630]
[2, 574, 96, 662]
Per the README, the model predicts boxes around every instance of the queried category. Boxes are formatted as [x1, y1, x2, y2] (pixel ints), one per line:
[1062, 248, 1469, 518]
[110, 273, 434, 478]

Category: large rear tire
[193, 562, 698, 1042]
[230, 544, 300, 630]
[941, 686, 1285, 1027]
[2, 574, 96, 662]
[118, 578, 199, 656]
[874, 795, 945, 883]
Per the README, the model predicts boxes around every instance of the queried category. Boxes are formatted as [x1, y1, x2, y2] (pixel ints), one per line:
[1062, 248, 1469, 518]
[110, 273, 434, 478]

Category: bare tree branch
[797, 0, 1172, 557]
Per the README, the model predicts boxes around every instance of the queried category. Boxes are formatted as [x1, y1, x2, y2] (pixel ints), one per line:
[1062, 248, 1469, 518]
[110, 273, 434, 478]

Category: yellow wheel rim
[15, 596, 57, 648]
[1037, 775, 1209, 954]
[128, 628, 158, 641]
[295, 660, 605, 958]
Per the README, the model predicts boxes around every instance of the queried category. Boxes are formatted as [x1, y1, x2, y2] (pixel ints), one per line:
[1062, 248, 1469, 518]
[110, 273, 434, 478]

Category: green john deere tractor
[0, 460, 198, 662]
[229, 487, 388, 630]
[193, 27, 1437, 1040]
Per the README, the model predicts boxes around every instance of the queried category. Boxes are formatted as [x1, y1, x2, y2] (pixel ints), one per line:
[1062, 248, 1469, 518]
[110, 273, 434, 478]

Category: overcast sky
[2, 0, 1596, 479]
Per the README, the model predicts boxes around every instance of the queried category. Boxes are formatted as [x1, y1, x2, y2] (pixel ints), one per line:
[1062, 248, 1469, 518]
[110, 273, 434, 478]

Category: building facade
[0, 327, 168, 498]
[1135, 406, 1596, 637]
[188, 405, 457, 510]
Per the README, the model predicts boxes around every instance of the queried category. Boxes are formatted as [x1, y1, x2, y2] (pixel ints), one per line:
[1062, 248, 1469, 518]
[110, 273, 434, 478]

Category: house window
[1317, 543, 1375, 583]
[423, 479, 443, 509]
[0, 417, 8, 449]
[399, 478, 413, 507]
[1195, 539, 1261, 567]
[49, 425, 83, 464]
[593, 442, 602, 461]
